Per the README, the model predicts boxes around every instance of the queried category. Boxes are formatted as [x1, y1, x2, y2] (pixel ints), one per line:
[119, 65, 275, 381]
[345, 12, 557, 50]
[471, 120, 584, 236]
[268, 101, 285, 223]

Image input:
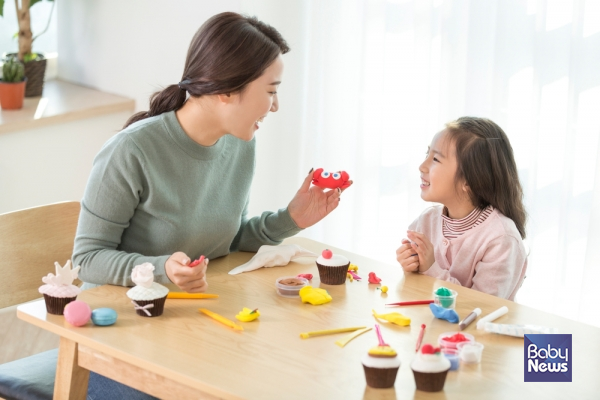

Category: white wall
[0, 111, 132, 214]
[57, 0, 313, 223]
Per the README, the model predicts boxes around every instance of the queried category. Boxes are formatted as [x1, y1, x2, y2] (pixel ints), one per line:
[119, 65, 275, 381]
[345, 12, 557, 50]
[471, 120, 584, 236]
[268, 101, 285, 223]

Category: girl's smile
[419, 129, 475, 219]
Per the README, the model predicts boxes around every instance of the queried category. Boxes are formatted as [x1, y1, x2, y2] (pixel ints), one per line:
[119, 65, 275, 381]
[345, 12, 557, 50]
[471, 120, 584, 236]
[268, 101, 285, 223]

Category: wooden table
[17, 237, 600, 399]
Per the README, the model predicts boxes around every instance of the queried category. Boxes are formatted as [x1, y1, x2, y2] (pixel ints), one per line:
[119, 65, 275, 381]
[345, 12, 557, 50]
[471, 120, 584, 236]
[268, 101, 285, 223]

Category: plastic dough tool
[335, 327, 372, 348]
[198, 308, 243, 331]
[167, 293, 218, 299]
[368, 324, 397, 357]
[299, 326, 366, 339]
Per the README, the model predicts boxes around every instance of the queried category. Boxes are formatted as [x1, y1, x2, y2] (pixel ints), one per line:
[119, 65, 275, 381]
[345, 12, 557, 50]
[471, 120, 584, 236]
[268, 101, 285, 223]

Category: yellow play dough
[368, 345, 397, 357]
[299, 286, 332, 305]
[235, 307, 260, 322]
[372, 309, 411, 326]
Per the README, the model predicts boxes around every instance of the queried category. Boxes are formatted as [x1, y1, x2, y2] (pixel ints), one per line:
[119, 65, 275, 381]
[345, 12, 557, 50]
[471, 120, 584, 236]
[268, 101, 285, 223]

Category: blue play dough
[429, 303, 459, 323]
[91, 308, 118, 326]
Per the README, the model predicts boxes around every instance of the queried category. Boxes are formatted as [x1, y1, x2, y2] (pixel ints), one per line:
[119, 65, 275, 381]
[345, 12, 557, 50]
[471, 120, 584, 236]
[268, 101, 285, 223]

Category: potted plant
[1, 0, 55, 97]
[0, 58, 26, 109]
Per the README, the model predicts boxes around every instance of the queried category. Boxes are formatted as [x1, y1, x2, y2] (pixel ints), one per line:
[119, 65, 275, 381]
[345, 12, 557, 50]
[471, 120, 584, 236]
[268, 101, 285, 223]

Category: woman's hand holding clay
[165, 252, 209, 293]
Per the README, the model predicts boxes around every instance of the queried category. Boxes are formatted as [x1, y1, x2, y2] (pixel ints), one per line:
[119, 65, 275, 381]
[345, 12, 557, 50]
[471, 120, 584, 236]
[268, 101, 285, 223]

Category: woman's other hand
[396, 239, 420, 272]
[288, 168, 353, 229]
[165, 252, 209, 292]
[406, 230, 435, 272]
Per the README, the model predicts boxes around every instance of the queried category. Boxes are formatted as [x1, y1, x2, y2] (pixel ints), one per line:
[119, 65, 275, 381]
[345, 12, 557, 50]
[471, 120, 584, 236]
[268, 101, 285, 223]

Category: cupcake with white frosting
[361, 348, 401, 388]
[411, 344, 451, 392]
[126, 263, 169, 317]
[38, 260, 82, 315]
[315, 249, 350, 285]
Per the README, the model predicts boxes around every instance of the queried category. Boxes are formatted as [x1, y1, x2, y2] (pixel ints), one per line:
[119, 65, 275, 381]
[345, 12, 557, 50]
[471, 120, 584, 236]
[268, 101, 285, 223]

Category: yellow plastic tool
[335, 327, 372, 348]
[300, 326, 366, 339]
[167, 293, 219, 299]
[199, 308, 243, 331]
[372, 309, 411, 326]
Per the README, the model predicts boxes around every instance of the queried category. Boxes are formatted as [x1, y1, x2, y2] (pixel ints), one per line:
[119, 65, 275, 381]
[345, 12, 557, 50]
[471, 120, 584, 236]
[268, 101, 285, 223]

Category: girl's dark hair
[124, 12, 290, 128]
[446, 117, 527, 239]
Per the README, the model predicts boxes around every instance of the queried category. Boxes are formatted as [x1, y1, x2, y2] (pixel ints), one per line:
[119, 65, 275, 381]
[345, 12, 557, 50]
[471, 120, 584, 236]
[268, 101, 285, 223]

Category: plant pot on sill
[0, 78, 27, 110]
[7, 53, 47, 97]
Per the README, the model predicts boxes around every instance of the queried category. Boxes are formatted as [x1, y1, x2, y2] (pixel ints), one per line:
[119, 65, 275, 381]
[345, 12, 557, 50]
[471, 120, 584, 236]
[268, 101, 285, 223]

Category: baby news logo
[524, 334, 572, 382]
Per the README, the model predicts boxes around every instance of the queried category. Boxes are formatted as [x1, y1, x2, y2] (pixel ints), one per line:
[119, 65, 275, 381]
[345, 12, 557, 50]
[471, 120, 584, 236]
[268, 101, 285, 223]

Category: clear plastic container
[457, 341, 484, 364]
[438, 332, 474, 350]
[275, 276, 309, 298]
[433, 288, 458, 309]
[442, 348, 460, 370]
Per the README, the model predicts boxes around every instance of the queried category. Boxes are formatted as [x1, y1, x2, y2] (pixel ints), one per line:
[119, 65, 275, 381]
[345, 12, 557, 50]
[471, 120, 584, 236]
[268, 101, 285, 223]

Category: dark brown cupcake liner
[316, 262, 350, 285]
[43, 294, 77, 315]
[412, 369, 449, 392]
[363, 365, 399, 388]
[131, 296, 167, 317]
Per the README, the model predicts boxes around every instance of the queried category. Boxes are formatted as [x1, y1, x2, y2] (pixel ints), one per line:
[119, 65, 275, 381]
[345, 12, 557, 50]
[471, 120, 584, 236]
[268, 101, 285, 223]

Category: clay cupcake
[316, 249, 350, 285]
[411, 344, 451, 392]
[38, 260, 82, 315]
[126, 263, 169, 317]
[362, 324, 400, 388]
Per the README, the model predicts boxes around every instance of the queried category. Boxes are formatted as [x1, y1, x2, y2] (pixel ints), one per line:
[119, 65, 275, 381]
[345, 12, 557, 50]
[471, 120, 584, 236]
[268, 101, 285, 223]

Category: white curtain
[244, 0, 600, 327]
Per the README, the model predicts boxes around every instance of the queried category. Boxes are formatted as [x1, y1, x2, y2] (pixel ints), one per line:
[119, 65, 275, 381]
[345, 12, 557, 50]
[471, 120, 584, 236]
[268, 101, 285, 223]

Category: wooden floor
[0, 299, 59, 364]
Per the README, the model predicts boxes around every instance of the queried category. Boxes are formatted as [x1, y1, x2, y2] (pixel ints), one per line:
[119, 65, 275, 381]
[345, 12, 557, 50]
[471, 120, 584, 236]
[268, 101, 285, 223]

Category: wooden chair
[0, 201, 80, 400]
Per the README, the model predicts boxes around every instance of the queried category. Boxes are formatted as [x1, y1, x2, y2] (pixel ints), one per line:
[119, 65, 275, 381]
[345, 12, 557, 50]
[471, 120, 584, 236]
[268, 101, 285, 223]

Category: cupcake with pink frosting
[38, 260, 82, 315]
[126, 263, 169, 317]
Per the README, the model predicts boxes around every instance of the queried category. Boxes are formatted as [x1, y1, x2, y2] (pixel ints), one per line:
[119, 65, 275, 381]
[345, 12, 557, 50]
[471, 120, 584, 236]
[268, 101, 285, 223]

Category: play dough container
[433, 288, 458, 309]
[275, 276, 309, 298]
[442, 348, 460, 371]
[457, 341, 484, 364]
[438, 332, 474, 350]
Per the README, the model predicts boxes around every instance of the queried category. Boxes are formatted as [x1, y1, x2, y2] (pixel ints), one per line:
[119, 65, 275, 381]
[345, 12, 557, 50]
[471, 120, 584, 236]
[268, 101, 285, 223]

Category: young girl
[396, 117, 527, 300]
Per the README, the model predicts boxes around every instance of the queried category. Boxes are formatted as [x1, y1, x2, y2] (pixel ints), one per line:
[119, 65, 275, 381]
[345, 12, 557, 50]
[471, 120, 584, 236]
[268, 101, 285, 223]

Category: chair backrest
[0, 201, 80, 309]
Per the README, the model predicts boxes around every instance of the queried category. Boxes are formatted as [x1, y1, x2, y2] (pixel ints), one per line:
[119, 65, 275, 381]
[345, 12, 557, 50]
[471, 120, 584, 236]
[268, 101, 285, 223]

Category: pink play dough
[64, 300, 92, 327]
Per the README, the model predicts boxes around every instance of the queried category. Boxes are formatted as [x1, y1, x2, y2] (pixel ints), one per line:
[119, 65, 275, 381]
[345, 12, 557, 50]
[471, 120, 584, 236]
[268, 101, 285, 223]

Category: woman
[74, 12, 350, 293]
[74, 11, 351, 399]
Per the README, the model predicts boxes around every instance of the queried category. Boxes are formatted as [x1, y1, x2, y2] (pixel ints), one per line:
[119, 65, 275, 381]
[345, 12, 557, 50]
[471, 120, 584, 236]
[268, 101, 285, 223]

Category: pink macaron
[64, 300, 92, 327]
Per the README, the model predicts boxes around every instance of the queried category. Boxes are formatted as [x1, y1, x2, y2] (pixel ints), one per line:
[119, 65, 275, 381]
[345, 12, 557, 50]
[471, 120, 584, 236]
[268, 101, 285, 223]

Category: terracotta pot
[6, 53, 47, 97]
[0, 79, 27, 110]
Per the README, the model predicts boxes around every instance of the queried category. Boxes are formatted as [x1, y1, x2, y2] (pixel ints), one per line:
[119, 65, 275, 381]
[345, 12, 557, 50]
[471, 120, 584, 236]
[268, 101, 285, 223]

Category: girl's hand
[406, 231, 435, 272]
[396, 239, 420, 272]
[165, 252, 209, 293]
[288, 169, 353, 229]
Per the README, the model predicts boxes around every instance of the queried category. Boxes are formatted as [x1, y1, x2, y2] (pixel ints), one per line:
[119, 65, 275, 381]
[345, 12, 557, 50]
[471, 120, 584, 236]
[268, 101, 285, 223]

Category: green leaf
[23, 53, 38, 63]
[0, 0, 4, 17]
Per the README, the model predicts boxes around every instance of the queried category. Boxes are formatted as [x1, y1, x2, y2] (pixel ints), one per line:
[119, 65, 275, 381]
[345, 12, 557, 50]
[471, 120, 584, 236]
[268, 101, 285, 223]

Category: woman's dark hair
[124, 12, 290, 128]
[445, 117, 527, 239]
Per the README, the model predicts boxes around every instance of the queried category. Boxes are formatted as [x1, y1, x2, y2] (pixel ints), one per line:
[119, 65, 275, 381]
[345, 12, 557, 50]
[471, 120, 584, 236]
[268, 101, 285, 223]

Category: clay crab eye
[321, 171, 330, 178]
[332, 172, 341, 180]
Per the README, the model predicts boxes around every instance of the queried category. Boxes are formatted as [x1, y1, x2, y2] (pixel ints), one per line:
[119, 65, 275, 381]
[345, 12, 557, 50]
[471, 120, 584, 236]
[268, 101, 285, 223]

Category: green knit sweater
[73, 111, 301, 287]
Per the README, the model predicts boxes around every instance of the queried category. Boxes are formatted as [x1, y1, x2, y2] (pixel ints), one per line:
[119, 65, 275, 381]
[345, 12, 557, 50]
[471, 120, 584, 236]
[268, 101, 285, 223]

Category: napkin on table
[228, 244, 317, 275]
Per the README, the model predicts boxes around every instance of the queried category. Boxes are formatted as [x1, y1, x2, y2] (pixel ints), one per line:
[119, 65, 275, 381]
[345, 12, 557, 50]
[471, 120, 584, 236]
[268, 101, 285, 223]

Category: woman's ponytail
[123, 84, 187, 129]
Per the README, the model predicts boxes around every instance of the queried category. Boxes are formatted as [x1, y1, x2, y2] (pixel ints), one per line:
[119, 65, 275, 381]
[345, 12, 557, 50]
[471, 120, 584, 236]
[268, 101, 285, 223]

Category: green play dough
[435, 287, 454, 308]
